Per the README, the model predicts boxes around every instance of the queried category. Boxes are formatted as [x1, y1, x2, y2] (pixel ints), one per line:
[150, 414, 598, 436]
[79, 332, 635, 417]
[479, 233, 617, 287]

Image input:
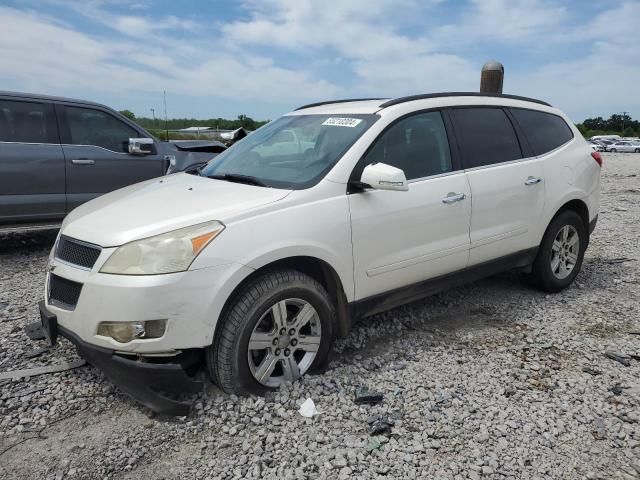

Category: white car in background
[606, 141, 640, 153]
[39, 92, 601, 414]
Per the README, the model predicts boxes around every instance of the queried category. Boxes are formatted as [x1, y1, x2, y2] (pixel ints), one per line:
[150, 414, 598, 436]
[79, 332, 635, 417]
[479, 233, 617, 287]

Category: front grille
[55, 236, 101, 269]
[49, 274, 83, 309]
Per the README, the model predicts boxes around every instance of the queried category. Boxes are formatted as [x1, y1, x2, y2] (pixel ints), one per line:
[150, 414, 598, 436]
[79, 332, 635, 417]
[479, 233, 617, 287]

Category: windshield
[200, 114, 378, 189]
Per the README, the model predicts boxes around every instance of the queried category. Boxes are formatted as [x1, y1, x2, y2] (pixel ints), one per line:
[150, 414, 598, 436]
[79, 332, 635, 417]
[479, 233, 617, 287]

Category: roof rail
[379, 92, 551, 108]
[294, 98, 385, 111]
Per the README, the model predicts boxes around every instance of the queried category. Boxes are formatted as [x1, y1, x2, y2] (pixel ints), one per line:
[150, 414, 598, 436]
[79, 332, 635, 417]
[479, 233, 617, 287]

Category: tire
[635, 148, 639, 153]
[207, 269, 335, 395]
[529, 210, 586, 293]
[610, 148, 617, 152]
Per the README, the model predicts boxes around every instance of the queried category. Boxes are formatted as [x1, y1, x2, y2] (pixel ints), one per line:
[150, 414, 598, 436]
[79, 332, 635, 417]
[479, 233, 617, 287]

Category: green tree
[119, 110, 136, 120]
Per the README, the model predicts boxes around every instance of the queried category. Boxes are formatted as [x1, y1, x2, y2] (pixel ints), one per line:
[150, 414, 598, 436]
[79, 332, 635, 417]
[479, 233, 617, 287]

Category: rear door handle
[442, 192, 466, 204]
[524, 176, 542, 186]
[71, 159, 95, 165]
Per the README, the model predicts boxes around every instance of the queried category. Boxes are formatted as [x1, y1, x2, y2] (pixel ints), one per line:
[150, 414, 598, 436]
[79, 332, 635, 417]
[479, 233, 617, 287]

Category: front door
[58, 104, 165, 212]
[349, 111, 471, 301]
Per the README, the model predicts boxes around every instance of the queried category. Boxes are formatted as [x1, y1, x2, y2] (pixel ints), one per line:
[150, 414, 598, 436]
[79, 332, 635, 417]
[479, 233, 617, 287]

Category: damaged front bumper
[39, 301, 203, 416]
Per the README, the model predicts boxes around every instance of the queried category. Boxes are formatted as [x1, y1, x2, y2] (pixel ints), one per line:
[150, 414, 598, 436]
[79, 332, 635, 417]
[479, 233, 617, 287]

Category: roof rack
[379, 92, 551, 108]
[294, 98, 385, 111]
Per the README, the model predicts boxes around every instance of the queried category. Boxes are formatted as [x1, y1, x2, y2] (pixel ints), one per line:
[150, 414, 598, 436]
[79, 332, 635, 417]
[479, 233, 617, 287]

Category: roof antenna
[480, 60, 504, 94]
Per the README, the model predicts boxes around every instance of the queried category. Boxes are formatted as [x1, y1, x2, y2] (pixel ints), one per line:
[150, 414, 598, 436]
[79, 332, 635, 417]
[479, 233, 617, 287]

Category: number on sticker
[322, 118, 363, 128]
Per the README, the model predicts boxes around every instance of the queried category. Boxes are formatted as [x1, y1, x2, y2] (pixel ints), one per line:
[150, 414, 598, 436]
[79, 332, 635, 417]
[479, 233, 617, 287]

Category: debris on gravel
[605, 350, 632, 367]
[1, 153, 639, 480]
[366, 415, 393, 435]
[354, 386, 384, 405]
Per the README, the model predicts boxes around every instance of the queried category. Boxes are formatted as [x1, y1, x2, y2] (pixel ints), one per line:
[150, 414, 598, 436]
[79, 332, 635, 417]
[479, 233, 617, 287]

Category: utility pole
[150, 108, 156, 127]
[621, 111, 629, 133]
[163, 91, 169, 140]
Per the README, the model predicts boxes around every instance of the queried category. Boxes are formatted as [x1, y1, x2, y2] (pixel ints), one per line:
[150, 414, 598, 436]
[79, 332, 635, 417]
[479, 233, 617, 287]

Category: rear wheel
[635, 148, 639, 153]
[207, 269, 334, 395]
[529, 210, 586, 292]
[610, 148, 617, 152]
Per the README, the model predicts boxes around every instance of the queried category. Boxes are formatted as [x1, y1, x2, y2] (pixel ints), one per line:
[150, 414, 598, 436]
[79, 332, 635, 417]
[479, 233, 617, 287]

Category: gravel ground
[1, 152, 639, 480]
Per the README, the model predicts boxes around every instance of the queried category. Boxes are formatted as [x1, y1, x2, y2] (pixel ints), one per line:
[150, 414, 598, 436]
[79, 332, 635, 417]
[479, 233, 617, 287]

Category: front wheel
[529, 210, 586, 292]
[635, 148, 639, 153]
[207, 269, 334, 395]
[610, 148, 617, 152]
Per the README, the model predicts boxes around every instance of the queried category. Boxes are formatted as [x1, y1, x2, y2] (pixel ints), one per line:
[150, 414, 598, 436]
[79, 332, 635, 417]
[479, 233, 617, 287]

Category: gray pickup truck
[0, 91, 226, 231]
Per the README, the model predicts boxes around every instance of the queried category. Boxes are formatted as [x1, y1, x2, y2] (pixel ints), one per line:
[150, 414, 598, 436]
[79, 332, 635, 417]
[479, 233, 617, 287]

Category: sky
[0, 0, 637, 122]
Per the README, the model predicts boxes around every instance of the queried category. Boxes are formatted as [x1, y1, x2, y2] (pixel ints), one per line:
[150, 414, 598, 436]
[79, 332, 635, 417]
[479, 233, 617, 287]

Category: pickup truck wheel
[529, 210, 586, 293]
[207, 269, 334, 395]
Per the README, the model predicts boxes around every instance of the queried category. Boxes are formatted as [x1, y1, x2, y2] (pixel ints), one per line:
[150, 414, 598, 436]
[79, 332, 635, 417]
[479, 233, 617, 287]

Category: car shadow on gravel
[333, 270, 535, 362]
[0, 231, 58, 254]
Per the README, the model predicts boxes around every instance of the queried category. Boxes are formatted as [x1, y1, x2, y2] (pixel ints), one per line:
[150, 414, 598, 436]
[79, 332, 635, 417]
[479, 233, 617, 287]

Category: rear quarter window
[510, 108, 574, 156]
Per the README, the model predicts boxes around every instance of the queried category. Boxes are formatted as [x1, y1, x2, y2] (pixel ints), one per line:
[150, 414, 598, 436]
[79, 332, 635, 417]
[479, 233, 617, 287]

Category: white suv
[39, 93, 601, 414]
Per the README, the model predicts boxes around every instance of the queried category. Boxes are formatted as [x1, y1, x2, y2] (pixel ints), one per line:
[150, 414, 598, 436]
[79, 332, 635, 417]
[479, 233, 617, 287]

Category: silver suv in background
[0, 91, 226, 231]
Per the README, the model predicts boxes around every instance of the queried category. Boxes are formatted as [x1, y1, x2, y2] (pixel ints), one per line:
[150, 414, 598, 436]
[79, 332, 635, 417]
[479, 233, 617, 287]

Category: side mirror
[360, 163, 408, 191]
[129, 138, 155, 155]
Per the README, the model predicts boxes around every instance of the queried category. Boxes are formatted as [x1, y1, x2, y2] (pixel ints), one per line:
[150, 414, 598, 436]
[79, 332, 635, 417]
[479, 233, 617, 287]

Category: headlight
[100, 220, 225, 275]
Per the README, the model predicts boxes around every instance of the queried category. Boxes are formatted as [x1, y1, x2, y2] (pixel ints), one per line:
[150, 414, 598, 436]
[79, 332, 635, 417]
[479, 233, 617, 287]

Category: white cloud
[433, 0, 568, 45]
[0, 6, 340, 106]
[112, 15, 198, 37]
[220, 0, 478, 97]
[0, 0, 638, 120]
[222, 0, 436, 61]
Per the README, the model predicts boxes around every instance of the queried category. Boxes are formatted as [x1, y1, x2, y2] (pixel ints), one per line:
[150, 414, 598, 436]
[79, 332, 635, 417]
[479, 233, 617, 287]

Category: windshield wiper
[206, 173, 269, 187]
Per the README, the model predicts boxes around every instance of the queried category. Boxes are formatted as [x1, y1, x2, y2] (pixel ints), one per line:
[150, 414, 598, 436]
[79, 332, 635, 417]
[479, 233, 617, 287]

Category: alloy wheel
[550, 225, 580, 280]
[247, 298, 321, 387]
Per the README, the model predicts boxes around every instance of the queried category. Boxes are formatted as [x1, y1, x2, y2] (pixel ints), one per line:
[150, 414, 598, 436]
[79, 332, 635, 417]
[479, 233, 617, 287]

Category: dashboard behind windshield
[200, 114, 378, 189]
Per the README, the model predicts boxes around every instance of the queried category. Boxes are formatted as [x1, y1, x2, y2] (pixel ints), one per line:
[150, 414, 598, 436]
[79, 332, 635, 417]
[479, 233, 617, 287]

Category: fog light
[97, 320, 167, 343]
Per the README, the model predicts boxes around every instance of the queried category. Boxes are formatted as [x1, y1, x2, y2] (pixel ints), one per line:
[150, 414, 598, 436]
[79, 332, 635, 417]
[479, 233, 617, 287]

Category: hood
[62, 173, 291, 247]
[169, 140, 226, 153]
[158, 141, 226, 174]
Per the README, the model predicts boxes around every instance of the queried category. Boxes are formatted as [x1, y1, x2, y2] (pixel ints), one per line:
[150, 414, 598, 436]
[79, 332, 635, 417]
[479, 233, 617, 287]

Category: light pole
[150, 108, 156, 127]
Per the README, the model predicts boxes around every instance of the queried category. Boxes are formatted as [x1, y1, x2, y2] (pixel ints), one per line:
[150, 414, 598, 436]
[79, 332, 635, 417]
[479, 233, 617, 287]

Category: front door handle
[71, 159, 95, 165]
[524, 176, 542, 186]
[442, 192, 466, 204]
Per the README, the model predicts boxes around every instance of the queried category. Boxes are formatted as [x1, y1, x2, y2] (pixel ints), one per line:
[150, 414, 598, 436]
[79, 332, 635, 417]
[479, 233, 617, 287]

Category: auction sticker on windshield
[322, 117, 363, 128]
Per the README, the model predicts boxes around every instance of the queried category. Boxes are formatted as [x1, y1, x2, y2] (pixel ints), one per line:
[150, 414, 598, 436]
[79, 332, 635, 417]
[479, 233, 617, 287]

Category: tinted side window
[0, 100, 50, 143]
[510, 108, 573, 156]
[65, 106, 138, 153]
[363, 111, 452, 180]
[451, 108, 522, 168]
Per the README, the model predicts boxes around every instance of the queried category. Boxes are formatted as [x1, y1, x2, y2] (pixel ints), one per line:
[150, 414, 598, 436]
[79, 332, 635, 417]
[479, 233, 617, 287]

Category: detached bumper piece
[39, 302, 203, 416]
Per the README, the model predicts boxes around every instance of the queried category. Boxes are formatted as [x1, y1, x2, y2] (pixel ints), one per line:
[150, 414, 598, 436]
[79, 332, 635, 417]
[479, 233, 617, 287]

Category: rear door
[0, 98, 65, 224]
[58, 104, 166, 212]
[449, 107, 545, 266]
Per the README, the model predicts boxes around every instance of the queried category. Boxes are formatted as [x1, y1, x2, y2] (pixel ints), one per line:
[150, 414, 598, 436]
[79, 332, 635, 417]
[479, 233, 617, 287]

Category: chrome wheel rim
[247, 298, 321, 387]
[551, 225, 579, 280]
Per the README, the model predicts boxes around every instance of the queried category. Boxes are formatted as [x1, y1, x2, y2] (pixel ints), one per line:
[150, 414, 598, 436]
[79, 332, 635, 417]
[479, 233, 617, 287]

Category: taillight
[591, 151, 602, 167]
